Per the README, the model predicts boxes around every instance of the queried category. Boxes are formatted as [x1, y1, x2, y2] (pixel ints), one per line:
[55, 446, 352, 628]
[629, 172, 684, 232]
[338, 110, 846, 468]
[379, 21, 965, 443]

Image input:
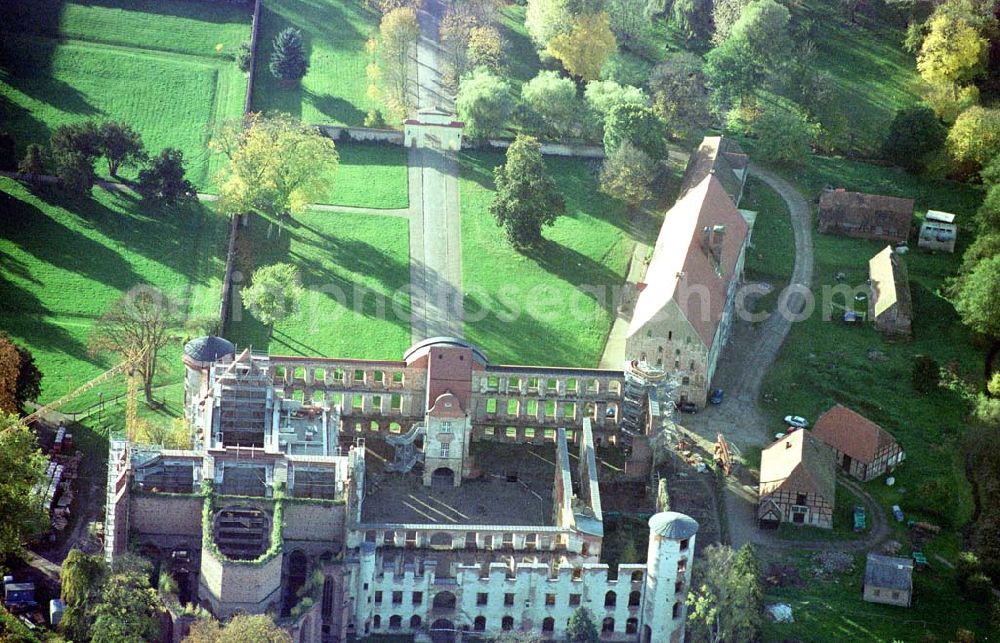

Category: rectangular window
[392, 371, 404, 384]
[528, 377, 539, 391]
[412, 591, 423, 605]
[392, 591, 402, 604]
[352, 394, 363, 410]
[390, 393, 402, 411]
[569, 594, 581, 606]
[440, 422, 453, 433]
[545, 400, 556, 418]
[486, 398, 497, 414]
[546, 378, 558, 392]
[524, 427, 535, 439]
[505, 426, 517, 438]
[484, 426, 495, 436]
[354, 369, 365, 382]
[440, 446, 449, 458]
[544, 429, 556, 441]
[566, 378, 578, 392]
[545, 593, 556, 606]
[371, 395, 382, 412]
[374, 370, 385, 384]
[487, 375, 499, 389]
[796, 493, 808, 506]
[374, 591, 383, 604]
[477, 592, 488, 606]
[507, 399, 519, 416]
[586, 378, 599, 393]
[504, 593, 515, 606]
[526, 399, 538, 415]
[508, 376, 520, 389]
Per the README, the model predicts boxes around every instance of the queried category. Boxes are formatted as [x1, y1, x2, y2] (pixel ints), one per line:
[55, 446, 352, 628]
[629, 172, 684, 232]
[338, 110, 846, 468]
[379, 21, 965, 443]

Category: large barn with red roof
[811, 404, 905, 481]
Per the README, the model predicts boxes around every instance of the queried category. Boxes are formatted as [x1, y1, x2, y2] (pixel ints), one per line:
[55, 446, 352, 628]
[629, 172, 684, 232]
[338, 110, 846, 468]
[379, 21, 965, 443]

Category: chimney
[785, 441, 792, 449]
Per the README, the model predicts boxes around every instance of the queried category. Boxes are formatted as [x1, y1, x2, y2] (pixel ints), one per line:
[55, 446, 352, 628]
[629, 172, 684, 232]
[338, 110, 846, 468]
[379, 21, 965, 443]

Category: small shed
[918, 210, 957, 253]
[818, 189, 914, 243]
[868, 246, 912, 337]
[863, 554, 913, 607]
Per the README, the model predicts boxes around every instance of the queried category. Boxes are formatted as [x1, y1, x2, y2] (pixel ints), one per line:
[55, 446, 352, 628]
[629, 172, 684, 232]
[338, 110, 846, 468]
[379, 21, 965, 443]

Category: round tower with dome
[641, 511, 699, 643]
[182, 336, 235, 415]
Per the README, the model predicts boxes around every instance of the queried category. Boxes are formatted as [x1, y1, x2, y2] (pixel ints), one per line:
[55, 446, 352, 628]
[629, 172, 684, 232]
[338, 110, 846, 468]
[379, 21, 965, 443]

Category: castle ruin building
[105, 337, 698, 642]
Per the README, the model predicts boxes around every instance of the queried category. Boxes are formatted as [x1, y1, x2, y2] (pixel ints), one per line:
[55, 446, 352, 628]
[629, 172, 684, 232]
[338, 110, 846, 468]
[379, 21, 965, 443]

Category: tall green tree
[90, 570, 162, 643]
[917, 13, 988, 98]
[490, 135, 565, 250]
[882, 106, 946, 173]
[242, 263, 306, 327]
[671, 0, 712, 42]
[565, 607, 600, 643]
[711, 0, 752, 45]
[584, 80, 648, 133]
[649, 52, 709, 139]
[50, 122, 101, 195]
[456, 66, 516, 141]
[603, 103, 667, 159]
[0, 413, 47, 559]
[60, 550, 108, 641]
[704, 0, 792, 112]
[17, 144, 45, 188]
[751, 103, 817, 164]
[525, 0, 574, 47]
[269, 27, 309, 82]
[956, 254, 1000, 340]
[185, 614, 292, 642]
[947, 106, 1000, 168]
[96, 122, 146, 178]
[600, 141, 657, 207]
[521, 70, 582, 139]
[686, 544, 762, 643]
[137, 148, 196, 204]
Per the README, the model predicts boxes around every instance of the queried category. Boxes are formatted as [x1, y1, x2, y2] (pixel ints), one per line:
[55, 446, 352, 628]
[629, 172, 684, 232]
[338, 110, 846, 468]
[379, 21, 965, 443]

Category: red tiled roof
[812, 404, 898, 463]
[759, 429, 836, 500]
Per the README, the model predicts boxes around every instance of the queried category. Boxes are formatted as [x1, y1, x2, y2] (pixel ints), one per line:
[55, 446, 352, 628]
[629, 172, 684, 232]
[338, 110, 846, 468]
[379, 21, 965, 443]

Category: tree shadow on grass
[304, 90, 365, 126]
[0, 36, 103, 119]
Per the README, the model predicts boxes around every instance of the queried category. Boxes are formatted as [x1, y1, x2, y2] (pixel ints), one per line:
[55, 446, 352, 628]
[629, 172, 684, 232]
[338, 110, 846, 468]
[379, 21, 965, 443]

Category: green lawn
[321, 143, 409, 209]
[742, 176, 795, 314]
[0, 0, 251, 190]
[0, 177, 229, 405]
[762, 550, 988, 641]
[251, 0, 378, 126]
[498, 4, 544, 91]
[225, 210, 411, 359]
[459, 151, 638, 367]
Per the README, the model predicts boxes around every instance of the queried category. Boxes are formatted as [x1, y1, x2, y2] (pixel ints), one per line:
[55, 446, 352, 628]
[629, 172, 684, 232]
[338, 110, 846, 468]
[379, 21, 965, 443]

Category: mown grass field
[0, 0, 251, 190]
[225, 210, 411, 359]
[756, 156, 986, 639]
[0, 177, 229, 407]
[742, 176, 795, 314]
[251, 0, 378, 126]
[459, 152, 638, 367]
[319, 143, 409, 209]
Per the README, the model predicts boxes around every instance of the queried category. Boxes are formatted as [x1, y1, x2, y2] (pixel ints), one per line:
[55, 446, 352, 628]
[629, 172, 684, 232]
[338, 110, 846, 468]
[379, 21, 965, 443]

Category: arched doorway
[431, 467, 454, 488]
[430, 618, 456, 643]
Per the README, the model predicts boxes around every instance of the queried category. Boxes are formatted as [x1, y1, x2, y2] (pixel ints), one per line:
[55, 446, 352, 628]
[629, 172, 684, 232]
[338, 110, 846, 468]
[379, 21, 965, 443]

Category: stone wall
[284, 501, 346, 545]
[131, 494, 203, 538]
[199, 546, 284, 617]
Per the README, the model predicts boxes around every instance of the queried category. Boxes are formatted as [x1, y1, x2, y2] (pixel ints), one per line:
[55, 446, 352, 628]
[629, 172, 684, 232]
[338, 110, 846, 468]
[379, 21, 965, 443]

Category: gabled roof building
[812, 404, 904, 481]
[869, 245, 913, 337]
[758, 430, 836, 530]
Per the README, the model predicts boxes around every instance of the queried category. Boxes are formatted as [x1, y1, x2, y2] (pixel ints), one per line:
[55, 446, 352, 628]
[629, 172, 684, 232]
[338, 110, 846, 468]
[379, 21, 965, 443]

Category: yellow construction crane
[22, 362, 129, 426]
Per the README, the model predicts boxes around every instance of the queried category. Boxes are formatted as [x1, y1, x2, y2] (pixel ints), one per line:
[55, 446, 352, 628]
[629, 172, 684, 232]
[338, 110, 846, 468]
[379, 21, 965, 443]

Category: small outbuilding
[811, 405, 904, 481]
[918, 210, 957, 253]
[758, 430, 836, 530]
[863, 554, 913, 607]
[869, 245, 913, 337]
[818, 189, 914, 243]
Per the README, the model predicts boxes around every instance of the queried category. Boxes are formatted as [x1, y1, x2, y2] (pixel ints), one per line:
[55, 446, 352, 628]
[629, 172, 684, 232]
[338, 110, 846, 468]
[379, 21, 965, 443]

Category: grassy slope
[758, 158, 986, 638]
[459, 151, 635, 367]
[0, 177, 229, 404]
[0, 0, 250, 189]
[225, 210, 411, 360]
[791, 1, 921, 155]
[251, 0, 377, 126]
[742, 176, 794, 314]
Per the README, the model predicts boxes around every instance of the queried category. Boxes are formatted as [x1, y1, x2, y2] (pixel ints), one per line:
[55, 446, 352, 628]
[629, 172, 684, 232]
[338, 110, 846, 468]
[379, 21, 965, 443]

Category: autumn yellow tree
[547, 12, 617, 81]
[376, 7, 420, 118]
[947, 106, 1000, 167]
[468, 25, 504, 71]
[917, 14, 987, 100]
[210, 112, 338, 218]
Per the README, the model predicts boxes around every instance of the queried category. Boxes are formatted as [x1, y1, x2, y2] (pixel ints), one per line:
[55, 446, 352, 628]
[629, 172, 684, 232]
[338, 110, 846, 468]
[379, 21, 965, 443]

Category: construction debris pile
[32, 426, 82, 539]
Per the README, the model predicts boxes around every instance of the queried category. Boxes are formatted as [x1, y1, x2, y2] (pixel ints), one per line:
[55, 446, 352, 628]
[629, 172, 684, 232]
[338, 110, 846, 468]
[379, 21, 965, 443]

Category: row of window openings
[369, 531, 559, 550]
[274, 367, 406, 386]
[485, 399, 617, 420]
[277, 390, 407, 411]
[646, 329, 692, 344]
[371, 610, 682, 633]
[483, 426, 564, 441]
[483, 376, 620, 396]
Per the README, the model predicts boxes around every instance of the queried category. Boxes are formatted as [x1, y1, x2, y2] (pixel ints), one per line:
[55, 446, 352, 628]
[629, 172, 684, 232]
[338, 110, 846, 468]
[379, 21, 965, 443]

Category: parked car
[709, 389, 724, 404]
[784, 415, 809, 428]
[675, 401, 699, 413]
[892, 505, 905, 522]
[853, 506, 866, 532]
